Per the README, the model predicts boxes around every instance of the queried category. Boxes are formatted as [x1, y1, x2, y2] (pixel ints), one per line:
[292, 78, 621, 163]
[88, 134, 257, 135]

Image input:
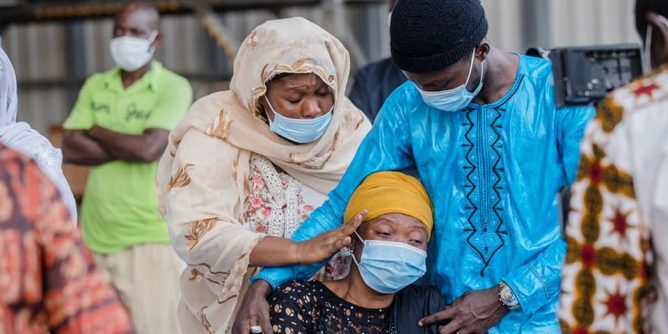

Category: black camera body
[526, 44, 645, 107]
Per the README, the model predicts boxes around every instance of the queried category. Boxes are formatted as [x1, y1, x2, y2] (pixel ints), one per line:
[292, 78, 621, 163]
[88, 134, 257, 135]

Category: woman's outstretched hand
[295, 210, 367, 265]
[234, 210, 367, 334]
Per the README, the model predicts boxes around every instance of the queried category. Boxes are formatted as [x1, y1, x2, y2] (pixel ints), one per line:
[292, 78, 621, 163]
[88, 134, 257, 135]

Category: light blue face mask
[347, 231, 427, 294]
[264, 96, 333, 144]
[418, 49, 486, 112]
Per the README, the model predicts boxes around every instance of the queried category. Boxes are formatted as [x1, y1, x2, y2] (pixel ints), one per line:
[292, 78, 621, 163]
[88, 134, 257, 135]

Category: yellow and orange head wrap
[344, 171, 434, 239]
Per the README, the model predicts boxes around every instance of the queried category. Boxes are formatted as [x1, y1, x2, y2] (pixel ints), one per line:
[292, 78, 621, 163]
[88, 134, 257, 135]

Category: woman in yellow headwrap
[268, 171, 445, 334]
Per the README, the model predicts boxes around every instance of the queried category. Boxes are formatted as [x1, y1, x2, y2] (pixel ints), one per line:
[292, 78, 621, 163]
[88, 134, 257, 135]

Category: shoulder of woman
[391, 285, 445, 333]
[338, 97, 371, 132]
[277, 280, 310, 292]
[269, 280, 311, 302]
[396, 285, 446, 310]
[186, 91, 234, 119]
[184, 90, 263, 141]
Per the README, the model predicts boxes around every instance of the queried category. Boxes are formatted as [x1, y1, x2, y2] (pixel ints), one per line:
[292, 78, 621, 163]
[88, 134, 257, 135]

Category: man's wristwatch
[498, 281, 520, 311]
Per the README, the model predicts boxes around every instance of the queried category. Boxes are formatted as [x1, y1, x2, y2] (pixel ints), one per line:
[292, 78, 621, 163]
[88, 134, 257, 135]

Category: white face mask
[417, 49, 485, 112]
[110, 31, 157, 72]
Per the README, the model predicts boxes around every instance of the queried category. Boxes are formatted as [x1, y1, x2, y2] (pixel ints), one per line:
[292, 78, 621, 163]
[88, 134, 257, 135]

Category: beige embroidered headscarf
[156, 17, 370, 333]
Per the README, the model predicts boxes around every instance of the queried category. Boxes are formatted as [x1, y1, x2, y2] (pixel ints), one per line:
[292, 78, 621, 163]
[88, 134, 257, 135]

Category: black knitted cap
[390, 0, 488, 73]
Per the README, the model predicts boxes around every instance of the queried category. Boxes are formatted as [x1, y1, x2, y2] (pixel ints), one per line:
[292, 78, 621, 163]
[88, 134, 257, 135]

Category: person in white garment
[0, 45, 78, 221]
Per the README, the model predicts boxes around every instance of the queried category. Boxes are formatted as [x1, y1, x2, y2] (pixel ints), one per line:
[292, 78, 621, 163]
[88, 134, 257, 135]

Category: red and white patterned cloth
[559, 65, 668, 333]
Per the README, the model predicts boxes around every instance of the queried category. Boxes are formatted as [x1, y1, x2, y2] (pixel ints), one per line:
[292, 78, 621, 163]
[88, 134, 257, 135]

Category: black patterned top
[269, 280, 393, 334]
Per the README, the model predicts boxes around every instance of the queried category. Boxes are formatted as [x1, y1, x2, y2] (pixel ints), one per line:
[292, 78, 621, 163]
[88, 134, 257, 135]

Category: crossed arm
[62, 126, 169, 165]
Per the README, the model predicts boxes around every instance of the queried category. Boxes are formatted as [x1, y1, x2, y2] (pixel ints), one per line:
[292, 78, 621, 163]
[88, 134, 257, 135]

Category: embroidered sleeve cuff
[502, 264, 551, 316]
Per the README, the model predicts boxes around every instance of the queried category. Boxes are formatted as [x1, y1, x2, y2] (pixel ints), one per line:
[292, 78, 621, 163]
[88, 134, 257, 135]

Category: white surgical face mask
[264, 96, 333, 144]
[110, 31, 157, 72]
[417, 50, 485, 112]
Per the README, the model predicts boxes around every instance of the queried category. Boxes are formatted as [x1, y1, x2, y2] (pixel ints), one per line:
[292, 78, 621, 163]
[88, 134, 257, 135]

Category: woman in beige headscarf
[156, 17, 371, 333]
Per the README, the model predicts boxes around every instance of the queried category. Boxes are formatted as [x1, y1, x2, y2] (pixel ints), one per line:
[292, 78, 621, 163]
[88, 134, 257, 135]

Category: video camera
[526, 44, 645, 107]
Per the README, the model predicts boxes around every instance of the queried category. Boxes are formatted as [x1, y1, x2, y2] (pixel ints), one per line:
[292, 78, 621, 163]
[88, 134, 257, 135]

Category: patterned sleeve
[558, 94, 653, 334]
[0, 147, 134, 333]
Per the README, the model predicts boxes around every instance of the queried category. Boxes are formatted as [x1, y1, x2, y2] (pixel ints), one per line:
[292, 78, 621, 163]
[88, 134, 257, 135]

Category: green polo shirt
[64, 61, 192, 254]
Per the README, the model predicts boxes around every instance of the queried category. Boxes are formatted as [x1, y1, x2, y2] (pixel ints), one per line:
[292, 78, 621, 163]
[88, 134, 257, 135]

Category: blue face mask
[265, 96, 333, 144]
[348, 231, 427, 294]
[417, 49, 486, 112]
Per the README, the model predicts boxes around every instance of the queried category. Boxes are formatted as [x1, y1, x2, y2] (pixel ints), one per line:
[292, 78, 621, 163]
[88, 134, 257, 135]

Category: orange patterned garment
[0, 144, 134, 334]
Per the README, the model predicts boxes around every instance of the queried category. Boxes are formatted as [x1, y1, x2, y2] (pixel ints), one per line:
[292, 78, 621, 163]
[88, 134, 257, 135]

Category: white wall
[482, 0, 525, 52]
[548, 0, 638, 47]
[479, 0, 639, 52]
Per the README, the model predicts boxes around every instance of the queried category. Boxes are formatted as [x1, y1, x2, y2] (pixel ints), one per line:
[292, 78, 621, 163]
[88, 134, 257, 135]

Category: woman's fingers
[420, 306, 456, 327]
[328, 210, 366, 251]
[437, 321, 463, 334]
[232, 321, 249, 334]
[332, 235, 352, 250]
[244, 310, 272, 334]
[259, 313, 272, 334]
[341, 209, 367, 236]
[306, 210, 368, 261]
[232, 282, 273, 334]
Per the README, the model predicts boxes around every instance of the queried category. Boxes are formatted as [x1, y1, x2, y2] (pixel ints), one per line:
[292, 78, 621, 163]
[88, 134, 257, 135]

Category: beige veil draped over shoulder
[156, 17, 370, 333]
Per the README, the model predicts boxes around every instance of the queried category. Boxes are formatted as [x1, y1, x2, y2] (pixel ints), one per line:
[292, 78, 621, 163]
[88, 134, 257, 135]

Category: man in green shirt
[62, 3, 192, 334]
